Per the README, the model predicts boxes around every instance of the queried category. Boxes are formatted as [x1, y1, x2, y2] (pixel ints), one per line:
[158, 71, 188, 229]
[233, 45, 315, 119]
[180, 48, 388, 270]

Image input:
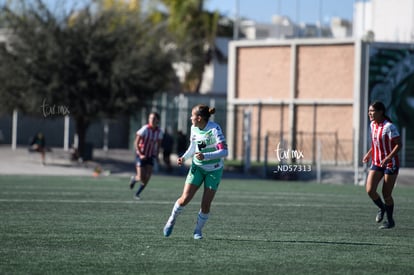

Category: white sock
[167, 200, 184, 225]
[194, 211, 209, 233]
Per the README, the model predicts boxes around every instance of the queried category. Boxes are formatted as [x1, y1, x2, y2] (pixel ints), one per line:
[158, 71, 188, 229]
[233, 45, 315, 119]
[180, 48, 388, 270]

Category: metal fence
[128, 92, 227, 150]
[263, 131, 353, 165]
[0, 92, 227, 151]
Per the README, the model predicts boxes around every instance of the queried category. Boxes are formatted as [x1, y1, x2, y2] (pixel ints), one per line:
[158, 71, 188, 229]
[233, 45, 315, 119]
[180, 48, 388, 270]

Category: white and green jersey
[181, 121, 227, 171]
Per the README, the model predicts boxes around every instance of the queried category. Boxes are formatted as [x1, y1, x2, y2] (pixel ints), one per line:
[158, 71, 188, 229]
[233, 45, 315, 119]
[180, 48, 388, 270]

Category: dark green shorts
[185, 163, 223, 191]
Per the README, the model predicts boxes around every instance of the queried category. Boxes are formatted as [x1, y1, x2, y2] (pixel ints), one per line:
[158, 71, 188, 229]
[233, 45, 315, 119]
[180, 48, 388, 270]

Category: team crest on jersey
[197, 141, 207, 151]
[205, 132, 215, 145]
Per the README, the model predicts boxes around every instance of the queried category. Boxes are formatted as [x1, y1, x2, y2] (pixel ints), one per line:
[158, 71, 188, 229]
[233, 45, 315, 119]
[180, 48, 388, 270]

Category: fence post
[312, 103, 317, 165]
[209, 98, 215, 122]
[177, 94, 188, 134]
[263, 134, 269, 177]
[160, 92, 167, 131]
[11, 109, 18, 150]
[335, 131, 338, 166]
[243, 109, 251, 174]
[64, 116, 70, 151]
[256, 102, 262, 162]
[103, 121, 109, 152]
[316, 139, 322, 183]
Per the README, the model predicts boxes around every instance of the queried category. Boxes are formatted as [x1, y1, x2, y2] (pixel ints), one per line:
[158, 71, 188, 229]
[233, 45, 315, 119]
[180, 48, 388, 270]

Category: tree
[0, 0, 175, 158]
[150, 0, 231, 93]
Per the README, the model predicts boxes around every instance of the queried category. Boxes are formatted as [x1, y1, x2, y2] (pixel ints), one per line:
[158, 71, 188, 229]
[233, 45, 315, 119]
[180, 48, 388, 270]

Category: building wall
[233, 104, 291, 164]
[237, 46, 291, 99]
[227, 39, 357, 165]
[200, 37, 230, 95]
[295, 105, 354, 164]
[354, 0, 414, 42]
[297, 44, 354, 99]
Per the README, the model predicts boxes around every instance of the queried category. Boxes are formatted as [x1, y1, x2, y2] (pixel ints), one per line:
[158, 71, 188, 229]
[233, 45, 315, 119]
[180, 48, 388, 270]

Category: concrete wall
[227, 39, 357, 165]
[0, 113, 129, 149]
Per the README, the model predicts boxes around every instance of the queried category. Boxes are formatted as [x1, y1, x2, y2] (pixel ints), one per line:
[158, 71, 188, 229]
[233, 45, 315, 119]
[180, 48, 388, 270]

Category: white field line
[0, 198, 360, 208]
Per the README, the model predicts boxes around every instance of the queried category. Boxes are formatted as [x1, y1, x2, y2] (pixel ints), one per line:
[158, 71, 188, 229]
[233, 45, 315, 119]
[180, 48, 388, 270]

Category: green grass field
[1, 174, 413, 274]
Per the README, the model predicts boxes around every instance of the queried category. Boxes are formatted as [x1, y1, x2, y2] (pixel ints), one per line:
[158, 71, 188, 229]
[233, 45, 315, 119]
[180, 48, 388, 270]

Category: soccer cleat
[193, 230, 203, 240]
[379, 220, 395, 229]
[133, 194, 141, 200]
[376, 209, 385, 223]
[129, 176, 136, 189]
[163, 222, 175, 237]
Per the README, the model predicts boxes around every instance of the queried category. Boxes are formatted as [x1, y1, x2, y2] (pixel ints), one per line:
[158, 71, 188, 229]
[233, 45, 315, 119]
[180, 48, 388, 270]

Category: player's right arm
[177, 139, 196, 166]
[135, 134, 145, 159]
[362, 148, 372, 163]
[363, 122, 374, 164]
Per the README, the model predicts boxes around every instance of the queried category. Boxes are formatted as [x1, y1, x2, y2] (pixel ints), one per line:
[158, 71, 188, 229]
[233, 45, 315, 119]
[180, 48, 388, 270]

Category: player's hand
[362, 154, 370, 163]
[136, 150, 144, 158]
[195, 152, 204, 160]
[380, 158, 390, 167]
[177, 157, 184, 166]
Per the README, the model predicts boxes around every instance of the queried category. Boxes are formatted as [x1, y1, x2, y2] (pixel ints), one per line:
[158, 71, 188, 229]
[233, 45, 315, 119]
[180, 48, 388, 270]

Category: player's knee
[178, 196, 191, 206]
[141, 174, 151, 184]
[366, 188, 377, 198]
[383, 195, 393, 205]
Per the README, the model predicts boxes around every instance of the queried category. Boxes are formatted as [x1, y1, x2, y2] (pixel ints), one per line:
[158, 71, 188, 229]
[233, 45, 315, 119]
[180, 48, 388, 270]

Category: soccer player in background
[129, 112, 163, 200]
[29, 132, 46, 165]
[163, 104, 228, 239]
[362, 101, 402, 229]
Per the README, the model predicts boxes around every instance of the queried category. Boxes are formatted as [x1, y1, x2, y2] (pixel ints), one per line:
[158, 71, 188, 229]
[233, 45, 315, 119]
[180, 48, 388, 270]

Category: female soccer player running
[362, 101, 402, 229]
[129, 112, 163, 200]
[163, 104, 228, 239]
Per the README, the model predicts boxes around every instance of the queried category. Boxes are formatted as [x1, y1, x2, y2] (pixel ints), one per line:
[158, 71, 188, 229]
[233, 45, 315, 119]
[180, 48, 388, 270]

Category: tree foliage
[150, 0, 231, 92]
[0, 0, 175, 157]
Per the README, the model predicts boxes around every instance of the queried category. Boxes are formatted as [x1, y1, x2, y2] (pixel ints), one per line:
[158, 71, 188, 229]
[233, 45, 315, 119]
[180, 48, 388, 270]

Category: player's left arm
[200, 125, 228, 160]
[382, 136, 402, 165]
[381, 125, 402, 166]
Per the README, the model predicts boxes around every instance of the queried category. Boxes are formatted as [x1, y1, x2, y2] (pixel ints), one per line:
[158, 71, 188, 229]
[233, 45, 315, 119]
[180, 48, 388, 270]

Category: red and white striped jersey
[136, 125, 163, 158]
[370, 120, 400, 168]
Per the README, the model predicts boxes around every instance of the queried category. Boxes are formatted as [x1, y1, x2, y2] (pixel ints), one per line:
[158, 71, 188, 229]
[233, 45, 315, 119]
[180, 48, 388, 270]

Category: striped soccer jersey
[187, 121, 226, 171]
[370, 120, 400, 168]
[137, 125, 163, 158]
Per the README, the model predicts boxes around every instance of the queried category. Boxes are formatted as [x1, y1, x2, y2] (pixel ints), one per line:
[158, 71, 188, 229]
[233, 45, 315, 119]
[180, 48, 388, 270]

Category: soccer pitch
[1, 174, 413, 274]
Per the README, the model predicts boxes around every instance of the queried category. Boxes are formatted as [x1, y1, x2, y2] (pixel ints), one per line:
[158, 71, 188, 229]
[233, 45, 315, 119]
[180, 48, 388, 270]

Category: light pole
[318, 0, 323, 37]
[233, 0, 240, 40]
[296, 0, 301, 37]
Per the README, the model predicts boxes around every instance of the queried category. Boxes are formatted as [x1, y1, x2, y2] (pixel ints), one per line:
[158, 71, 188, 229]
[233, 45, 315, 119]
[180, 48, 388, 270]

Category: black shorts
[135, 156, 155, 167]
[370, 165, 399, 175]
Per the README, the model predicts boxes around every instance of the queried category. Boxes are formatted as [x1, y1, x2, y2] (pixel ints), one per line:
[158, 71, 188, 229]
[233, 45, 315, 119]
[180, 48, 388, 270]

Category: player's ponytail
[194, 104, 215, 121]
[370, 101, 392, 122]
